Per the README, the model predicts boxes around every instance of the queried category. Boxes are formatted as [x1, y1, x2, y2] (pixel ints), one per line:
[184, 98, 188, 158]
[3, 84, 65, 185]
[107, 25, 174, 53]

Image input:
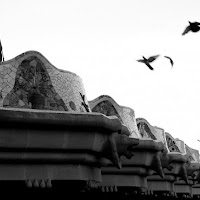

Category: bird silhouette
[137, 55, 159, 70]
[164, 56, 174, 67]
[182, 21, 200, 35]
[0, 40, 4, 63]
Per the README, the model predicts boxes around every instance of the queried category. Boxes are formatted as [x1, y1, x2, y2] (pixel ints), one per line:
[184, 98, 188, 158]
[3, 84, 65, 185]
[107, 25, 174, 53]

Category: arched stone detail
[185, 145, 200, 163]
[0, 51, 91, 112]
[185, 144, 195, 162]
[165, 132, 180, 153]
[3, 56, 68, 111]
[154, 126, 168, 148]
[136, 118, 157, 140]
[92, 100, 123, 121]
[89, 95, 141, 138]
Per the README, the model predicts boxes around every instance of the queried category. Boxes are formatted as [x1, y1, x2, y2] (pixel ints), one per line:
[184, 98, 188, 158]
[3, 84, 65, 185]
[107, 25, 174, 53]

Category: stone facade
[165, 132, 181, 153]
[136, 118, 157, 140]
[0, 50, 199, 198]
[0, 51, 91, 112]
[154, 126, 168, 148]
[89, 95, 141, 138]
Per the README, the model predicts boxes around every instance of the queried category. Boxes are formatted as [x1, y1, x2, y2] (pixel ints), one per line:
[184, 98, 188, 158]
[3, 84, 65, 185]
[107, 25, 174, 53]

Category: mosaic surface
[0, 51, 91, 112]
[91, 100, 123, 121]
[89, 95, 141, 138]
[154, 126, 168, 149]
[185, 144, 195, 162]
[175, 138, 186, 154]
[165, 132, 181, 153]
[185, 145, 200, 163]
[136, 118, 157, 140]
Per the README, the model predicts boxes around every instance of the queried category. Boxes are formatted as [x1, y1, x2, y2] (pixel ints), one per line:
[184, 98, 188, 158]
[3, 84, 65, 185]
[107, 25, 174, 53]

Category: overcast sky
[1, 0, 200, 151]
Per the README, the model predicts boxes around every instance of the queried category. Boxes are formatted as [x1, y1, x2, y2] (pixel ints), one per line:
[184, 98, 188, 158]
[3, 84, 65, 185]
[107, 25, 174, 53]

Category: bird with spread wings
[164, 56, 174, 68]
[137, 55, 160, 70]
[182, 21, 200, 35]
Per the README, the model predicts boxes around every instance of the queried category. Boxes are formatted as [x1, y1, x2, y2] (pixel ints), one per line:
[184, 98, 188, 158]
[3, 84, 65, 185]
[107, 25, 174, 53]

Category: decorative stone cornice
[0, 107, 139, 186]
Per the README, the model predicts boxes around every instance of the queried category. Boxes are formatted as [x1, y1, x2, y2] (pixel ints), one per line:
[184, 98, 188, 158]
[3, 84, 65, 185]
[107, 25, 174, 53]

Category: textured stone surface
[89, 95, 141, 138]
[154, 126, 168, 148]
[0, 51, 91, 112]
[136, 118, 157, 140]
[185, 144, 196, 162]
[165, 132, 181, 153]
[0, 107, 126, 183]
[136, 118, 184, 153]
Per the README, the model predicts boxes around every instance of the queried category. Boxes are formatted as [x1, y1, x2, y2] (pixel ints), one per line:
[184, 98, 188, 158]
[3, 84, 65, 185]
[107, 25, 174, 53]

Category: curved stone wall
[154, 126, 168, 148]
[165, 132, 181, 153]
[175, 138, 187, 154]
[185, 144, 197, 163]
[136, 118, 157, 140]
[0, 51, 91, 112]
[89, 95, 141, 138]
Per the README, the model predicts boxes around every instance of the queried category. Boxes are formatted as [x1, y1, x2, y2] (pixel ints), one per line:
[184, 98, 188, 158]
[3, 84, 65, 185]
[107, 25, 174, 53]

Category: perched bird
[164, 56, 174, 67]
[137, 55, 159, 70]
[182, 21, 200, 35]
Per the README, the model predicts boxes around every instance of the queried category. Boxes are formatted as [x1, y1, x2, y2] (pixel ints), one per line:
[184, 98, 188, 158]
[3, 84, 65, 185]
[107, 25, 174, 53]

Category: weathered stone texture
[0, 51, 91, 112]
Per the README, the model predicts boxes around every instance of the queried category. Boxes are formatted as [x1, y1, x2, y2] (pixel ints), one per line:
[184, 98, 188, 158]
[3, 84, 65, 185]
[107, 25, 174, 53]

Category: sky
[1, 0, 200, 151]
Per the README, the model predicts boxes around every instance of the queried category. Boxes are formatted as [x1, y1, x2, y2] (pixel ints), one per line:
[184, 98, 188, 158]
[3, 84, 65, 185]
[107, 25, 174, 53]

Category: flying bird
[182, 21, 200, 35]
[164, 56, 174, 67]
[137, 55, 159, 70]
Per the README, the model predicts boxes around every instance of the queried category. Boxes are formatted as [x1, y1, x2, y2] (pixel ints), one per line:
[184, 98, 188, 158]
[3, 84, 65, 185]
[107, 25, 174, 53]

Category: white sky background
[1, 0, 200, 151]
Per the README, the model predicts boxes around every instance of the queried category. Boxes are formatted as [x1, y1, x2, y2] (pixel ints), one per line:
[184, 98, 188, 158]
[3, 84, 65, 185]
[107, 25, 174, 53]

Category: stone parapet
[89, 95, 140, 138]
[0, 51, 90, 112]
[89, 95, 165, 192]
[0, 107, 139, 189]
